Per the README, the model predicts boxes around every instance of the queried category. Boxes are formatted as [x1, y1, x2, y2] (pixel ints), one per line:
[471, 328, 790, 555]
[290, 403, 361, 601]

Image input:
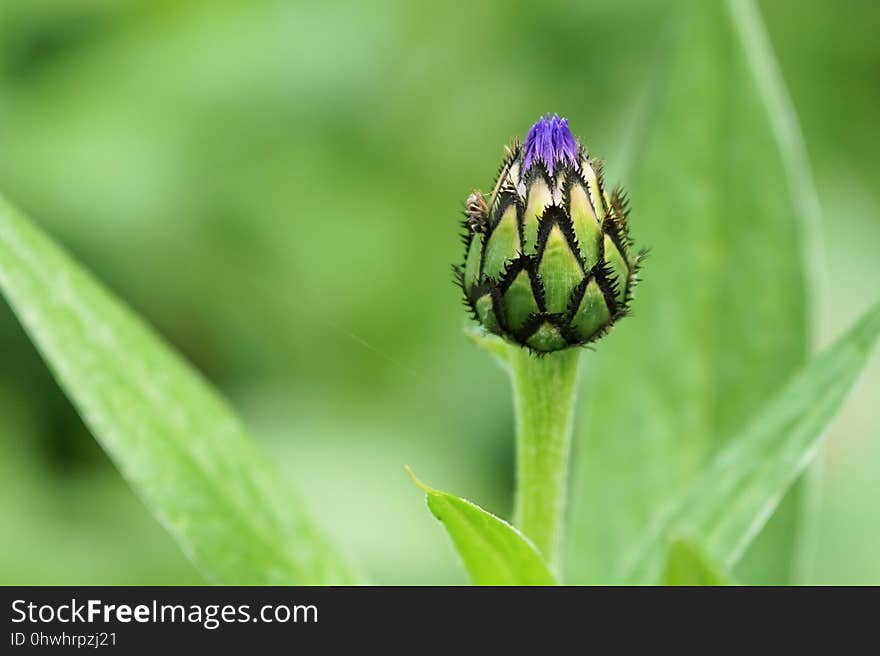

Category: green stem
[509, 346, 581, 571]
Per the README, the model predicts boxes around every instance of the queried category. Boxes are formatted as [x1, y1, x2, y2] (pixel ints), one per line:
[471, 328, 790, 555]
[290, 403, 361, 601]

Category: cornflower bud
[456, 113, 644, 352]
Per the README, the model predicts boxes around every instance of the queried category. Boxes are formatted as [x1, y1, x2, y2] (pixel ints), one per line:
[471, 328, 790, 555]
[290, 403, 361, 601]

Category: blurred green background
[0, 0, 877, 584]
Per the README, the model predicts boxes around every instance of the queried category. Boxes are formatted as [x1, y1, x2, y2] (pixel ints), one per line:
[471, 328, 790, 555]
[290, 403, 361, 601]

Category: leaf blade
[625, 301, 880, 583]
[409, 469, 556, 586]
[662, 538, 735, 586]
[567, 0, 812, 584]
[0, 194, 358, 585]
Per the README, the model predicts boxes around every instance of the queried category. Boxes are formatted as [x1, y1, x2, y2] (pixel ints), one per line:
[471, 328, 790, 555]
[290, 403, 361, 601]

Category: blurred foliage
[568, 0, 812, 584]
[0, 0, 877, 583]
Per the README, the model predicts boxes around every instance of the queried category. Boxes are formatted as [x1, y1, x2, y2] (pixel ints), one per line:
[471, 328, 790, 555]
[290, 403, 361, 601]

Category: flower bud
[456, 114, 644, 352]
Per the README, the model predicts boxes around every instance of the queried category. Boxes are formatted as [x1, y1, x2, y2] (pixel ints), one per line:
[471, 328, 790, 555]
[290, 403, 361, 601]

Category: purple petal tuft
[522, 113, 579, 176]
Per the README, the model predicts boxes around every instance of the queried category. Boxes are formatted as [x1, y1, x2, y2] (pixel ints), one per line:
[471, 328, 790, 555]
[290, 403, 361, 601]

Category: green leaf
[662, 538, 735, 586]
[567, 0, 815, 583]
[464, 324, 512, 371]
[624, 302, 880, 583]
[408, 468, 556, 586]
[0, 195, 358, 585]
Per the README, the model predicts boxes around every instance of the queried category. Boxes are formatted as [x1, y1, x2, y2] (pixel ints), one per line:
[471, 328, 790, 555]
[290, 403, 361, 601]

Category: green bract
[457, 115, 644, 352]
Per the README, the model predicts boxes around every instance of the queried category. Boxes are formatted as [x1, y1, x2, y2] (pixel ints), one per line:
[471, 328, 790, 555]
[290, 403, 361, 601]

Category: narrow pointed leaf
[0, 195, 358, 585]
[567, 0, 815, 583]
[465, 324, 512, 370]
[625, 302, 880, 583]
[662, 538, 735, 586]
[409, 469, 556, 586]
